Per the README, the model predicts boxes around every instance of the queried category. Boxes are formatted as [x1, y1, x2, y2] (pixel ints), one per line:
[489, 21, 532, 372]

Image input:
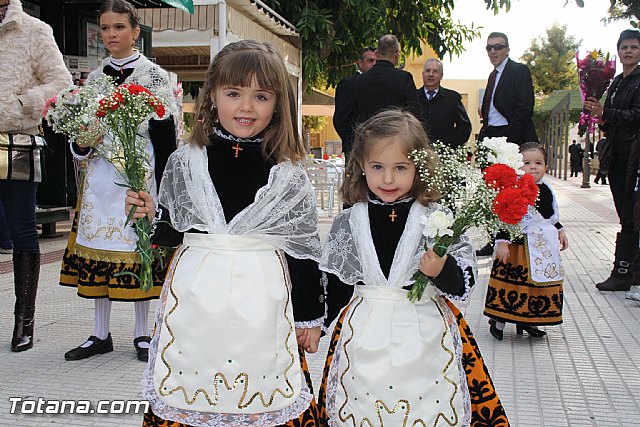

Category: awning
[159, 0, 193, 13]
[302, 89, 334, 117]
[64, 0, 192, 11]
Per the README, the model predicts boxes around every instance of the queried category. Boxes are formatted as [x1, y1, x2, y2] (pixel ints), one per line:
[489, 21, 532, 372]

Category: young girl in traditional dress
[318, 109, 510, 427]
[125, 40, 324, 427]
[484, 142, 568, 340]
[59, 0, 178, 362]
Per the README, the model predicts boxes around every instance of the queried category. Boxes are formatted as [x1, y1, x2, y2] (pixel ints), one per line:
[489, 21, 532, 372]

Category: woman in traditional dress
[59, 0, 178, 362]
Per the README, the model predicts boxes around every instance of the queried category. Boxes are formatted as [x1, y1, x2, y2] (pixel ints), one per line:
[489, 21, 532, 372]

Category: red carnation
[125, 84, 151, 96]
[483, 163, 517, 190]
[517, 174, 539, 205]
[156, 104, 166, 119]
[492, 187, 529, 224]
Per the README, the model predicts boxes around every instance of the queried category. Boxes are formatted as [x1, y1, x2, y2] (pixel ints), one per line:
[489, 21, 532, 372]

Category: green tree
[521, 23, 581, 96]
[263, 0, 511, 89]
[601, 0, 640, 26]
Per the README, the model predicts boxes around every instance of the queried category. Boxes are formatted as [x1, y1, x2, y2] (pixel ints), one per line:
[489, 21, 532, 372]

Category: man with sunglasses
[478, 32, 537, 145]
[476, 32, 538, 257]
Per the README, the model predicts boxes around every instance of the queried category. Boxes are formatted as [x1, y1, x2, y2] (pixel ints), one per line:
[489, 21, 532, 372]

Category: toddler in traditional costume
[125, 40, 324, 427]
[318, 109, 510, 426]
[485, 142, 568, 340]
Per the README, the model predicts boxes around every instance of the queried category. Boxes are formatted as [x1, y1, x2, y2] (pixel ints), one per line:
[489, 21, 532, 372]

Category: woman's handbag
[0, 132, 47, 182]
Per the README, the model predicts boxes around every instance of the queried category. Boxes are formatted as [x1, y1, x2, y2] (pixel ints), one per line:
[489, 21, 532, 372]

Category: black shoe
[476, 243, 494, 257]
[134, 336, 151, 362]
[489, 319, 503, 340]
[596, 274, 632, 291]
[516, 324, 546, 337]
[65, 334, 113, 361]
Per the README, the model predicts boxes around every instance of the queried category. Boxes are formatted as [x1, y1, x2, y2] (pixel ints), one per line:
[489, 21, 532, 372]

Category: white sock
[496, 321, 505, 331]
[134, 300, 150, 349]
[81, 298, 111, 347]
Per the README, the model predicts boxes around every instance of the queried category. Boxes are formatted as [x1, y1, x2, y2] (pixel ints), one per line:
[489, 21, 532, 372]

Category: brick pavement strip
[0, 176, 639, 426]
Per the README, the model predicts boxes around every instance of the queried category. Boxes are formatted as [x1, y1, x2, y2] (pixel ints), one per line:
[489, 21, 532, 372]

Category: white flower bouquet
[407, 137, 539, 302]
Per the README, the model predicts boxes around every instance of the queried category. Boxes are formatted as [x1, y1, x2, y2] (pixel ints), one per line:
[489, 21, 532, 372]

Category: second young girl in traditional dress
[318, 109, 510, 426]
[59, 0, 178, 362]
[484, 142, 568, 340]
[125, 40, 324, 427]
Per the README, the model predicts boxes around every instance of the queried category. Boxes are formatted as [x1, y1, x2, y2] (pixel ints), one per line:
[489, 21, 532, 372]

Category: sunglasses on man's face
[486, 44, 508, 52]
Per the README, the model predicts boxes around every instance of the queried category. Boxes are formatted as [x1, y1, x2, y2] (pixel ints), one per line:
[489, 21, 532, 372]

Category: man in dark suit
[568, 139, 584, 177]
[417, 58, 471, 148]
[476, 32, 538, 256]
[333, 47, 376, 156]
[479, 31, 538, 145]
[351, 34, 421, 126]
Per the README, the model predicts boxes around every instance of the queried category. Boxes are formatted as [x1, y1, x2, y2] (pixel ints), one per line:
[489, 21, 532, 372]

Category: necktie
[427, 90, 436, 101]
[482, 69, 498, 129]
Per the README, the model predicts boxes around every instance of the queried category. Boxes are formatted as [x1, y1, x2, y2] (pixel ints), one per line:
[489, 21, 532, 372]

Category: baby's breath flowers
[45, 79, 167, 292]
[43, 75, 114, 145]
[407, 138, 538, 302]
[95, 83, 166, 292]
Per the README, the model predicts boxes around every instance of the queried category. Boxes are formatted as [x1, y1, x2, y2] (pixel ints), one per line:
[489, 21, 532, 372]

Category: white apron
[521, 183, 564, 286]
[152, 233, 301, 414]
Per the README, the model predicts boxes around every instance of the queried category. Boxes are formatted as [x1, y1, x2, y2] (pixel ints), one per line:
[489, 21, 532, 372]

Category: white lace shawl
[158, 143, 321, 261]
[319, 202, 476, 301]
[86, 54, 179, 134]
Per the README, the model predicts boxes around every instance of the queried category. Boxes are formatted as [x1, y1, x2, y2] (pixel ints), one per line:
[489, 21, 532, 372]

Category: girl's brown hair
[189, 40, 304, 163]
[98, 0, 139, 28]
[520, 142, 547, 165]
[341, 109, 440, 205]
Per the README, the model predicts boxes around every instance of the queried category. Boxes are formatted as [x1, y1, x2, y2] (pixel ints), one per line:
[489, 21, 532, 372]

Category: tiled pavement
[0, 175, 639, 426]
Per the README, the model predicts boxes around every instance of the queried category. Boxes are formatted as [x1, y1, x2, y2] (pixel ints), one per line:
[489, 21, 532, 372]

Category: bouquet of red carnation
[576, 50, 616, 136]
[407, 137, 539, 302]
[95, 83, 166, 292]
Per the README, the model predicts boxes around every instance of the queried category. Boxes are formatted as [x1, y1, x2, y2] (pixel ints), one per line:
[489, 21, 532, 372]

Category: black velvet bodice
[103, 65, 134, 86]
[206, 130, 274, 222]
[368, 200, 413, 278]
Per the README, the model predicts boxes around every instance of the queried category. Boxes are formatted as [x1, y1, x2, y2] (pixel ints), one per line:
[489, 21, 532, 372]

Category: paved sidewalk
[0, 175, 639, 426]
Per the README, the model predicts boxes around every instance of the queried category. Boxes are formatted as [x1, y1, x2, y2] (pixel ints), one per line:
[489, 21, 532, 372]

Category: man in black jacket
[333, 47, 376, 156]
[479, 32, 538, 145]
[476, 31, 538, 256]
[568, 140, 584, 177]
[417, 58, 471, 148]
[351, 34, 421, 126]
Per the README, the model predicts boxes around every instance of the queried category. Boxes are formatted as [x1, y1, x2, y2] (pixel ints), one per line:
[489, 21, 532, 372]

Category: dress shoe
[134, 336, 151, 362]
[489, 318, 503, 340]
[65, 334, 113, 361]
[476, 243, 494, 257]
[516, 324, 546, 337]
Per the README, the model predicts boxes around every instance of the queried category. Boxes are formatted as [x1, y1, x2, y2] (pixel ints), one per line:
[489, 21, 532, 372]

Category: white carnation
[420, 211, 454, 239]
[481, 137, 523, 170]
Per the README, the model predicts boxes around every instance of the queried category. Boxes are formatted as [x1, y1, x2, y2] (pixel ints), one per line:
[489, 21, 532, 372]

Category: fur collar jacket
[0, 0, 72, 134]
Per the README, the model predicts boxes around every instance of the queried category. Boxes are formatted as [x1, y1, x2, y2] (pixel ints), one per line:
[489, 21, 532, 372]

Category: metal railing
[540, 93, 571, 180]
